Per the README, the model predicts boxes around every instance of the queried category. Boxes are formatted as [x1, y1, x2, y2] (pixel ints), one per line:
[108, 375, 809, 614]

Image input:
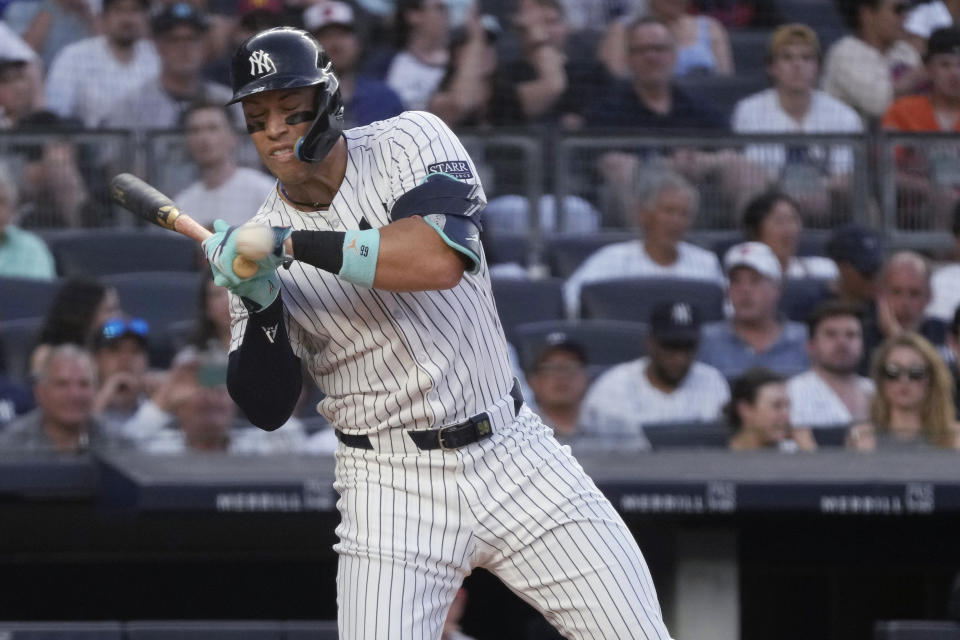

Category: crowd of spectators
[2, 0, 960, 456]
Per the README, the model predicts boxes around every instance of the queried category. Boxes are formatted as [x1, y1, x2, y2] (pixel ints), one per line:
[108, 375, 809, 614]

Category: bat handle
[177, 216, 259, 279]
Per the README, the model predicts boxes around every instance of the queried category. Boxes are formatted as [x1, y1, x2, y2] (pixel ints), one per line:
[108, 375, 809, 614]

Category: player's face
[880, 346, 930, 412]
[757, 199, 801, 265]
[242, 87, 318, 185]
[928, 53, 960, 100]
[728, 267, 780, 323]
[186, 107, 236, 168]
[880, 265, 930, 330]
[36, 355, 96, 432]
[810, 315, 862, 375]
[627, 23, 677, 86]
[739, 382, 791, 446]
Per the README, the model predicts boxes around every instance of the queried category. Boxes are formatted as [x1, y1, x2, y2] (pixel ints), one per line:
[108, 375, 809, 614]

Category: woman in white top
[741, 190, 838, 280]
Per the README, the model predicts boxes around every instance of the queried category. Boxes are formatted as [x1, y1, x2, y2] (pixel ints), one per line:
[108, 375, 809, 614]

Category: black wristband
[291, 230, 345, 274]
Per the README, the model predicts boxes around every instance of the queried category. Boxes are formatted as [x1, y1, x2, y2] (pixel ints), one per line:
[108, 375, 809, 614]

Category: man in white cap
[305, 0, 403, 127]
[0, 22, 40, 129]
[699, 241, 810, 379]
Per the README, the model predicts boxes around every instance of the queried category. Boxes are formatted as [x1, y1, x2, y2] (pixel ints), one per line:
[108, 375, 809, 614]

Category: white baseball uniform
[228, 111, 671, 639]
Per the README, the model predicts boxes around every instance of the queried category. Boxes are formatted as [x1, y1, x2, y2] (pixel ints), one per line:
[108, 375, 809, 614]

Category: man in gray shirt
[700, 241, 810, 378]
[0, 344, 125, 452]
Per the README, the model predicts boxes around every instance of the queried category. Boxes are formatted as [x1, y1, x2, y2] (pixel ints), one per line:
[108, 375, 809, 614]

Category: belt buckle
[437, 424, 457, 451]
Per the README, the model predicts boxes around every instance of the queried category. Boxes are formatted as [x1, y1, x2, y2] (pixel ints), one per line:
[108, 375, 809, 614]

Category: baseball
[234, 223, 274, 260]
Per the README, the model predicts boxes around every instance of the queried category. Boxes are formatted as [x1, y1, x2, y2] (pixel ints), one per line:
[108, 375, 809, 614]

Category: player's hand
[203, 220, 290, 311]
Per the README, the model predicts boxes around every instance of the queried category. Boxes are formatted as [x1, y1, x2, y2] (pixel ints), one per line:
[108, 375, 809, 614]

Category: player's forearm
[289, 217, 465, 292]
[227, 296, 302, 431]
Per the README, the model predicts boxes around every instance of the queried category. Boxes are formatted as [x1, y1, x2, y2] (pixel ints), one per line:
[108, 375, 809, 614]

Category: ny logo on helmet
[249, 50, 276, 77]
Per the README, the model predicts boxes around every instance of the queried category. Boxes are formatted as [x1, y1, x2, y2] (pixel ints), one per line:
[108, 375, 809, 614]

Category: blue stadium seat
[0, 317, 42, 382]
[0, 277, 61, 322]
[125, 621, 282, 640]
[491, 277, 564, 341]
[730, 29, 771, 77]
[484, 232, 530, 266]
[579, 277, 725, 323]
[46, 229, 201, 278]
[281, 620, 339, 639]
[543, 231, 634, 279]
[674, 74, 769, 123]
[644, 421, 729, 450]
[873, 621, 960, 640]
[780, 278, 830, 321]
[812, 424, 851, 448]
[0, 621, 122, 639]
[512, 319, 647, 373]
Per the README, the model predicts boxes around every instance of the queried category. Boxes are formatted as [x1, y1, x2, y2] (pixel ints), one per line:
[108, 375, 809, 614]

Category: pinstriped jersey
[228, 111, 514, 435]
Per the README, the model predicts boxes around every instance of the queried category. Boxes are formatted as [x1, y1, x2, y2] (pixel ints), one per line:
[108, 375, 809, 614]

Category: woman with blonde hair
[870, 331, 959, 449]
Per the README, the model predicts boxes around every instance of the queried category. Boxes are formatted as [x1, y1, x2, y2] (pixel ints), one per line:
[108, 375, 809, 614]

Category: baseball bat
[110, 173, 259, 278]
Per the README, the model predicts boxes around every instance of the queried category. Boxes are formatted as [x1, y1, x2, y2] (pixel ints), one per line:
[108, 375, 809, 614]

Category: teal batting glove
[203, 220, 292, 312]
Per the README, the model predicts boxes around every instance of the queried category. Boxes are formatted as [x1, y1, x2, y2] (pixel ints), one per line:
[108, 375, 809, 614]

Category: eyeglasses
[881, 363, 929, 382]
[100, 317, 150, 341]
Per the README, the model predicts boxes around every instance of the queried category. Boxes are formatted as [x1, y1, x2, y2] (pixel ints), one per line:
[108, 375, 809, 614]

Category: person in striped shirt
[201, 27, 672, 640]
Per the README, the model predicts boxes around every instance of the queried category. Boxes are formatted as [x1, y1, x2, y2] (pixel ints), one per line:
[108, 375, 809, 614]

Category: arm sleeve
[227, 295, 302, 431]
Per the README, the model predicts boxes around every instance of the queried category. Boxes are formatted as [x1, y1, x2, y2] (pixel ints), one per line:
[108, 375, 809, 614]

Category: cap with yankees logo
[649, 301, 701, 345]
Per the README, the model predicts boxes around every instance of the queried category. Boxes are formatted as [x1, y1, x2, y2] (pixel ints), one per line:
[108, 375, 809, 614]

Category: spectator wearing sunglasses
[823, 0, 924, 121]
[91, 317, 152, 438]
[870, 331, 959, 449]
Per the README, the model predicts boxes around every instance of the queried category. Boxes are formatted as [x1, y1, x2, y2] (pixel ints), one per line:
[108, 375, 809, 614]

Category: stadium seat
[46, 229, 200, 278]
[0, 276, 61, 322]
[0, 317, 42, 382]
[512, 319, 647, 373]
[775, 0, 845, 32]
[873, 620, 960, 640]
[101, 272, 203, 367]
[643, 421, 729, 450]
[812, 424, 851, 448]
[125, 621, 282, 640]
[730, 29, 771, 77]
[0, 621, 122, 639]
[579, 277, 725, 323]
[674, 74, 769, 123]
[484, 232, 530, 266]
[491, 277, 564, 341]
[543, 231, 634, 279]
[780, 278, 830, 321]
[282, 620, 339, 639]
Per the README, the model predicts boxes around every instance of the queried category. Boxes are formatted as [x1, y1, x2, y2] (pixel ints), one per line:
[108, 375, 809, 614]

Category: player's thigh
[472, 417, 671, 640]
[333, 446, 469, 640]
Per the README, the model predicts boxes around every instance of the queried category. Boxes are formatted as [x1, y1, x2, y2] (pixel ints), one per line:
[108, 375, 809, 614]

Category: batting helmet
[228, 27, 344, 163]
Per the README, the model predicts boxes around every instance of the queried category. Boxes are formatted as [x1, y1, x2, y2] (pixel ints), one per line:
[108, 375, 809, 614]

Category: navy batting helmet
[228, 27, 344, 163]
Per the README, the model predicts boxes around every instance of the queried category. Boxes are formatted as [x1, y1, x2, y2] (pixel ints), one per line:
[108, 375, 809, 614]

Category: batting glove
[203, 220, 292, 312]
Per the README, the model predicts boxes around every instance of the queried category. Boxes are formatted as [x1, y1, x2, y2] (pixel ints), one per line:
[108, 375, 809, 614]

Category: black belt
[336, 380, 523, 451]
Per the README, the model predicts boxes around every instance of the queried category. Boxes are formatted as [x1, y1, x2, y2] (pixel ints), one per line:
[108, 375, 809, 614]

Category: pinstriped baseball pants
[333, 406, 672, 640]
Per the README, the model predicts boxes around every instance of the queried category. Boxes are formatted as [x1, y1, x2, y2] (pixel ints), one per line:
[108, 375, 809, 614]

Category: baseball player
[203, 27, 671, 640]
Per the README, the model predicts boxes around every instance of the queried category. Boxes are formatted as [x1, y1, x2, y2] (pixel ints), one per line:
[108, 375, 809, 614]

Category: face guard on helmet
[228, 27, 344, 163]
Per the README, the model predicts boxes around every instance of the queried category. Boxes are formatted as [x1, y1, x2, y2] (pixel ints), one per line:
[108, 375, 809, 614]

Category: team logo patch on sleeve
[427, 161, 474, 181]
